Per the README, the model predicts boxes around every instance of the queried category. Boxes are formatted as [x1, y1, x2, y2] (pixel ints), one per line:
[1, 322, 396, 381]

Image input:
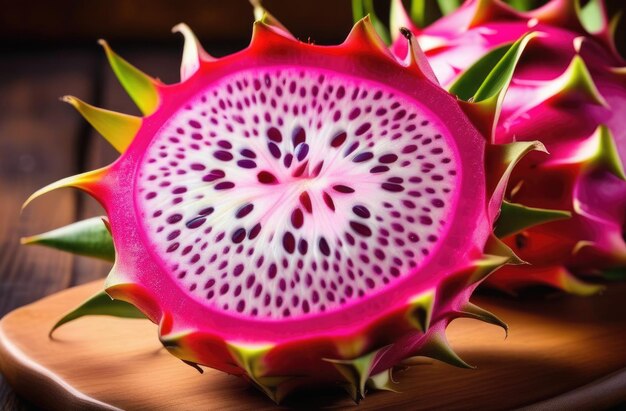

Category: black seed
[202, 169, 225, 182]
[322, 191, 335, 211]
[237, 160, 257, 169]
[218, 140, 232, 149]
[236, 204, 254, 218]
[330, 131, 347, 147]
[352, 205, 371, 218]
[214, 150, 233, 161]
[267, 142, 281, 159]
[257, 171, 278, 184]
[355, 122, 371, 136]
[349, 221, 372, 237]
[283, 154, 293, 168]
[298, 239, 308, 255]
[292, 126, 306, 146]
[348, 107, 361, 120]
[283, 232, 295, 254]
[379, 154, 398, 164]
[267, 127, 282, 142]
[381, 183, 404, 192]
[231, 228, 246, 243]
[319, 237, 331, 256]
[431, 199, 444, 208]
[291, 208, 304, 229]
[420, 216, 433, 225]
[214, 181, 235, 190]
[344, 142, 359, 157]
[167, 214, 182, 224]
[186, 217, 206, 229]
[333, 184, 354, 193]
[402, 144, 418, 153]
[299, 191, 313, 213]
[268, 263, 277, 279]
[370, 165, 389, 173]
[249, 223, 262, 239]
[353, 152, 373, 163]
[296, 143, 309, 161]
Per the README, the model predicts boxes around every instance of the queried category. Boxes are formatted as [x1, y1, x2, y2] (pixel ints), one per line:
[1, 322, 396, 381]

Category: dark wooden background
[1, 0, 625, 409]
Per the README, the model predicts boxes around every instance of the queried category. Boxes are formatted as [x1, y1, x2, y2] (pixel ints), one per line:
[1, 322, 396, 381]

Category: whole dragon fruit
[23, 8, 540, 403]
[375, 0, 626, 295]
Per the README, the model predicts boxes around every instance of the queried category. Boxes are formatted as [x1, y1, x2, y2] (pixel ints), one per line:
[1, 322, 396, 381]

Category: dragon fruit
[23, 8, 541, 403]
[373, 0, 626, 295]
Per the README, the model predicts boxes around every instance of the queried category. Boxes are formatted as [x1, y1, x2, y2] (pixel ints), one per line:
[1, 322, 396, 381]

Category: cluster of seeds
[137, 67, 459, 318]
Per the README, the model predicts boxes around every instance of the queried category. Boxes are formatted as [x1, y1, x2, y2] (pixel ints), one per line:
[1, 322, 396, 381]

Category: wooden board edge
[516, 367, 626, 411]
[0, 283, 119, 411]
[1, 281, 625, 410]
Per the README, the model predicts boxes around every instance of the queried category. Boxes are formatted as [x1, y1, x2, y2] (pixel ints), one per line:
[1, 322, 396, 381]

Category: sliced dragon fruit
[23, 10, 540, 402]
[376, 0, 626, 295]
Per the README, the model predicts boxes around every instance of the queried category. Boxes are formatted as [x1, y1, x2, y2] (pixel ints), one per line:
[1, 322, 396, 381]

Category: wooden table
[1, 45, 626, 410]
[0, 45, 189, 410]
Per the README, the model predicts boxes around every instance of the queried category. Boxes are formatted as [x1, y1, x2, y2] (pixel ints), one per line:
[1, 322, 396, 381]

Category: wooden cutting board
[0, 281, 625, 410]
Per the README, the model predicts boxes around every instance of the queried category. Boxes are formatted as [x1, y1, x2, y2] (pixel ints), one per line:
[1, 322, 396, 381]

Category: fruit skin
[23, 12, 537, 403]
[389, 0, 626, 295]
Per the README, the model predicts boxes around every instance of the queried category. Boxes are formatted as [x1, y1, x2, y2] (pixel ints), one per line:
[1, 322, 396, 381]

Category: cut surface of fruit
[23, 14, 537, 403]
[138, 66, 459, 318]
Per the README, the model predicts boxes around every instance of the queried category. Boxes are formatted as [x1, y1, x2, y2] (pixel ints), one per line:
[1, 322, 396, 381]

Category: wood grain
[0, 281, 624, 410]
[0, 50, 97, 409]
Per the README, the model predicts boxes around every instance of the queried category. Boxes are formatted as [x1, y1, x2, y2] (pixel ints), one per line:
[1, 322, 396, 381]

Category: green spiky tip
[98, 39, 160, 115]
[21, 217, 115, 261]
[61, 96, 140, 153]
[495, 201, 571, 238]
[593, 125, 626, 180]
[49, 290, 146, 337]
[406, 290, 436, 332]
[552, 55, 608, 107]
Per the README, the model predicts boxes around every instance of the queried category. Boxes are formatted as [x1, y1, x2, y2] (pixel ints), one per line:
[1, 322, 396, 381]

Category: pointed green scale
[367, 368, 399, 392]
[495, 201, 571, 238]
[250, 1, 291, 35]
[467, 254, 513, 285]
[484, 140, 547, 229]
[591, 125, 626, 180]
[21, 217, 115, 261]
[406, 289, 436, 332]
[451, 32, 541, 140]
[98, 40, 160, 115]
[421, 332, 473, 369]
[62, 96, 141, 153]
[459, 302, 508, 337]
[227, 342, 291, 403]
[484, 234, 525, 265]
[324, 346, 390, 402]
[49, 290, 146, 337]
[549, 55, 608, 107]
[22, 167, 106, 211]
